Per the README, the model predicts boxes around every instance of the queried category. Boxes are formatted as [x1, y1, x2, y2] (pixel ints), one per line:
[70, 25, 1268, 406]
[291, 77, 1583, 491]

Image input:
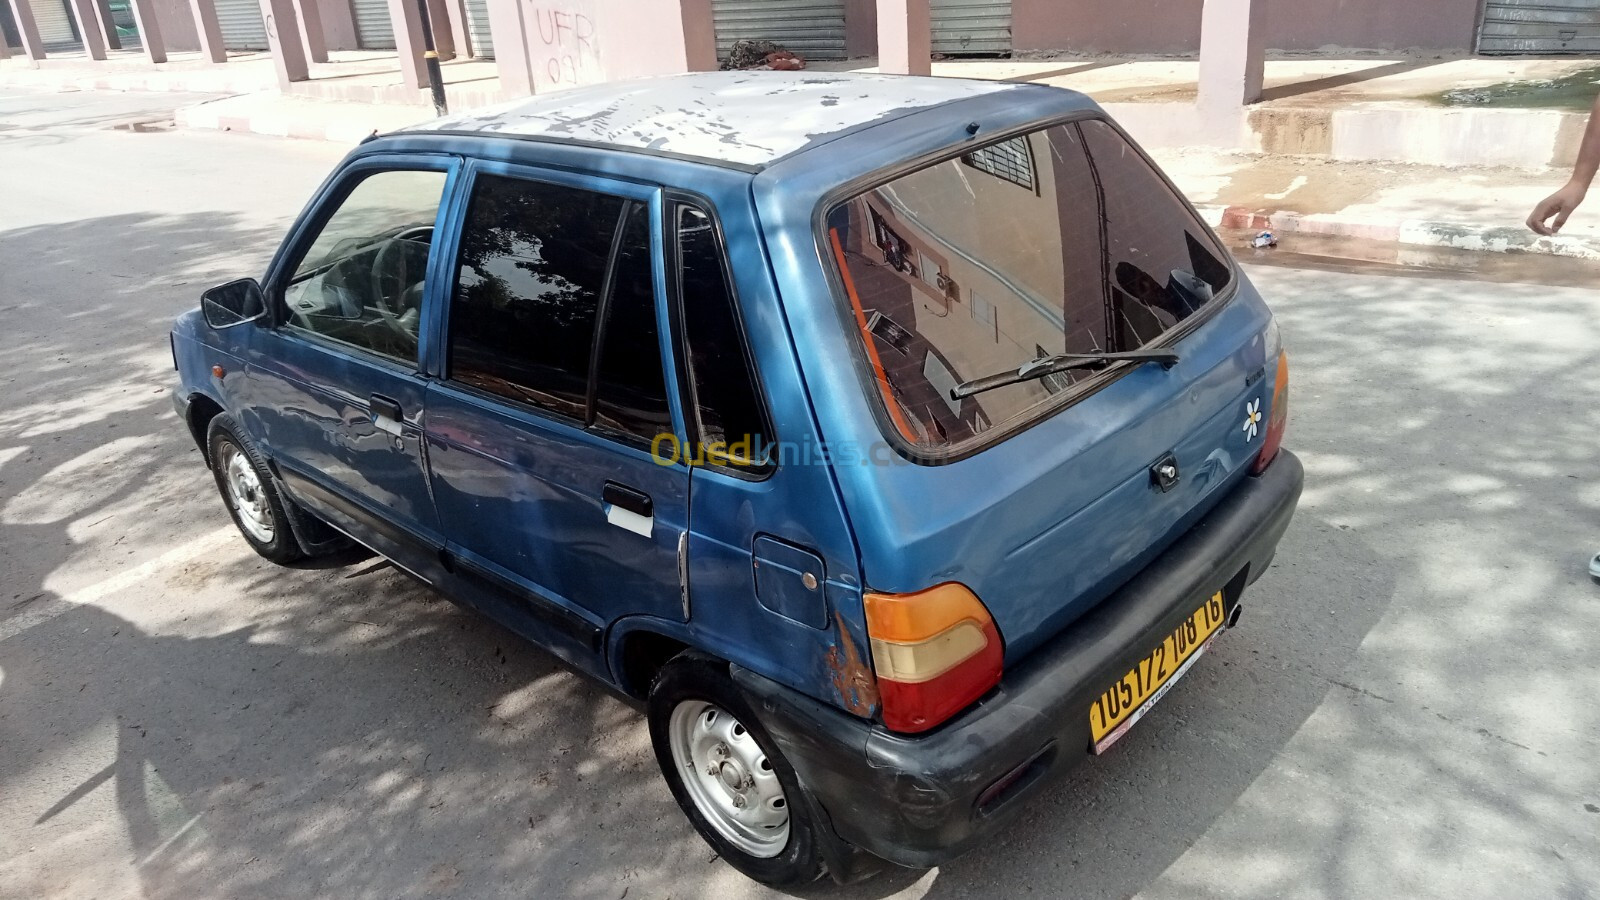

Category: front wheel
[648, 652, 827, 887]
[207, 415, 304, 565]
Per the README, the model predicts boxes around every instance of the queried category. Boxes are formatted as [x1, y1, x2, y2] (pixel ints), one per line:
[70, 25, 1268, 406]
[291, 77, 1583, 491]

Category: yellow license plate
[1089, 592, 1226, 754]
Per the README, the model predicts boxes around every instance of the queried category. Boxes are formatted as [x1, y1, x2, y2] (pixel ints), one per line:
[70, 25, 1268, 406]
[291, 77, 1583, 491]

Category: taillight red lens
[1252, 350, 1289, 475]
[865, 583, 1004, 734]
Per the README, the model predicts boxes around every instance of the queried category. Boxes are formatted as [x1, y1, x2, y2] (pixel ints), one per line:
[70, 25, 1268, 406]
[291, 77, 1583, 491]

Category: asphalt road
[2, 86, 1598, 900]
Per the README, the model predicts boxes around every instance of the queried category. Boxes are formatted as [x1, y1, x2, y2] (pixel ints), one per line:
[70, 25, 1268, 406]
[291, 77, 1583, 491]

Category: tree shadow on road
[4, 216, 1599, 900]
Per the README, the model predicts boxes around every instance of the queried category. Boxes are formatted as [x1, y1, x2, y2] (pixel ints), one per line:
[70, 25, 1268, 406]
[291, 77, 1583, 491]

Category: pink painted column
[92, 0, 123, 50]
[425, 0, 454, 61]
[486, 0, 533, 96]
[7, 0, 47, 61]
[844, 0, 877, 57]
[188, 0, 227, 62]
[679, 0, 715, 71]
[1198, 0, 1266, 108]
[443, 0, 470, 58]
[129, 0, 167, 61]
[876, 0, 928, 76]
[384, 0, 431, 91]
[258, 0, 309, 85]
[65, 0, 110, 59]
[292, 0, 327, 62]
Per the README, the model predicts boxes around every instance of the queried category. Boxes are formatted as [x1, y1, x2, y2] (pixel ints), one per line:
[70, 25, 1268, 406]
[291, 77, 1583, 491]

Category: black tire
[648, 652, 828, 887]
[207, 415, 305, 565]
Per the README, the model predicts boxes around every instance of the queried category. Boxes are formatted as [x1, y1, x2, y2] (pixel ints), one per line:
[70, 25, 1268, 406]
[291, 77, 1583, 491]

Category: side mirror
[201, 278, 267, 329]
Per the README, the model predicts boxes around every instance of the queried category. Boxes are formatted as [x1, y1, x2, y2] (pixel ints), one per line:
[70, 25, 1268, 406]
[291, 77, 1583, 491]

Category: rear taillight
[1251, 350, 1289, 475]
[865, 583, 1003, 734]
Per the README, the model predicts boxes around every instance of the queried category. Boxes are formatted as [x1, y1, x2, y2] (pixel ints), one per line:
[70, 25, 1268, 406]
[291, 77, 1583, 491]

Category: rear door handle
[602, 481, 653, 518]
[370, 393, 403, 436]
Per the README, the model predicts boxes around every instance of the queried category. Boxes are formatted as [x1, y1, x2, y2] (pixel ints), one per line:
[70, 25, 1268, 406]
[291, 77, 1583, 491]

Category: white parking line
[0, 527, 237, 643]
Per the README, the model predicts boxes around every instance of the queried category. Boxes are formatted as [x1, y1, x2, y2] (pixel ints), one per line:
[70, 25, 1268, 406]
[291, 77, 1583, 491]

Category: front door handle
[370, 393, 403, 436]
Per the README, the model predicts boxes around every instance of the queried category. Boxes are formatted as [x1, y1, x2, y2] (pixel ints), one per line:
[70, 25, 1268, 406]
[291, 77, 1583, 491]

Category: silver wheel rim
[220, 442, 274, 543]
[668, 700, 790, 858]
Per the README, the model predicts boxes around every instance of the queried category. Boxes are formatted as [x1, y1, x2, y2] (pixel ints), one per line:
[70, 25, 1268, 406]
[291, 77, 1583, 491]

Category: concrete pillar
[188, 0, 227, 61]
[425, 0, 453, 61]
[129, 0, 166, 61]
[292, 0, 326, 62]
[844, 0, 876, 57]
[258, 0, 308, 85]
[92, 0, 122, 50]
[65, 0, 109, 59]
[443, 0, 469, 58]
[486, 0, 532, 95]
[679, 0, 715, 71]
[1198, 0, 1266, 109]
[7, 0, 46, 61]
[876, 0, 928, 76]
[384, 0, 430, 91]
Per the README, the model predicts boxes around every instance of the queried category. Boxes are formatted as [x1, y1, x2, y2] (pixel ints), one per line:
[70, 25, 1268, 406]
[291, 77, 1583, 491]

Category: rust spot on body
[826, 611, 880, 716]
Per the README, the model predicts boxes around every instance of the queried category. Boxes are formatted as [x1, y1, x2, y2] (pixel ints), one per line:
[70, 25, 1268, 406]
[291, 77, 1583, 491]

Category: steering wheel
[368, 226, 433, 342]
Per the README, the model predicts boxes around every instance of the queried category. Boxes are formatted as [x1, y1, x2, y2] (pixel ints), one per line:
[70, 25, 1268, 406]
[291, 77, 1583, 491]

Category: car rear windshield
[824, 117, 1233, 455]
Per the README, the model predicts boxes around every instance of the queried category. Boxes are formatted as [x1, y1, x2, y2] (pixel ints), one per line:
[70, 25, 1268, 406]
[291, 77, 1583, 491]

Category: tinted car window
[449, 174, 627, 420]
[825, 119, 1230, 453]
[677, 205, 772, 468]
[281, 169, 446, 365]
[593, 203, 671, 442]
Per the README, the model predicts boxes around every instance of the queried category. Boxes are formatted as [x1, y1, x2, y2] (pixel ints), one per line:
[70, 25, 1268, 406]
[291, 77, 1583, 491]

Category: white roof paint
[408, 71, 1026, 167]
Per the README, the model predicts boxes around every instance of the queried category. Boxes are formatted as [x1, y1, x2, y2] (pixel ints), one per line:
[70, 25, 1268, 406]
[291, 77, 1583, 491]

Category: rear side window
[676, 205, 773, 470]
[592, 203, 671, 442]
[447, 173, 669, 444]
[825, 118, 1232, 455]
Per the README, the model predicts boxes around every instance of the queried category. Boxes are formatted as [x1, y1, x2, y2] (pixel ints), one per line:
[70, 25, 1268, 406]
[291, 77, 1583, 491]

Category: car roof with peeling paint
[406, 71, 1030, 169]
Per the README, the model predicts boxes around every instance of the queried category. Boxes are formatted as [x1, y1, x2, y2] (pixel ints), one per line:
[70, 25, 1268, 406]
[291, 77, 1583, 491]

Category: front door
[246, 158, 457, 566]
[424, 162, 689, 647]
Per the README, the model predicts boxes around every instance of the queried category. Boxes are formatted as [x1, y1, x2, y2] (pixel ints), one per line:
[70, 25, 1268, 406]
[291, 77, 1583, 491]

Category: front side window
[447, 173, 671, 443]
[825, 118, 1232, 455]
[281, 169, 447, 365]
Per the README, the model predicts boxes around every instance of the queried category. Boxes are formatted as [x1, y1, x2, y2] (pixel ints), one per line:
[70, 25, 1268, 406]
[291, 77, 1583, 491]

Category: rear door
[246, 158, 456, 567]
[424, 162, 689, 645]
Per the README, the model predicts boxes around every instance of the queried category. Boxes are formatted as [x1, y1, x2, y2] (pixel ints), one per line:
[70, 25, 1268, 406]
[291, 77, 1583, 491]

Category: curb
[1197, 205, 1600, 261]
[174, 100, 431, 145]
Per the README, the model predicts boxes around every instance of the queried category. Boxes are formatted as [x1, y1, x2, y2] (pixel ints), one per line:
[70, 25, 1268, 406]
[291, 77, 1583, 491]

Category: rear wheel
[648, 652, 827, 887]
[207, 415, 304, 565]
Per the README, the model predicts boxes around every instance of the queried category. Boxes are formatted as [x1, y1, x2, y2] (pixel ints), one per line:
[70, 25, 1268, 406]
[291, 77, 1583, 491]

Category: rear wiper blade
[950, 349, 1180, 401]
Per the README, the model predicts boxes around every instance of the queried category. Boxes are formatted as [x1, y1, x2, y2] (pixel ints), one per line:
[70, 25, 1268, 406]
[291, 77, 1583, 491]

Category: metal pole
[413, 0, 447, 115]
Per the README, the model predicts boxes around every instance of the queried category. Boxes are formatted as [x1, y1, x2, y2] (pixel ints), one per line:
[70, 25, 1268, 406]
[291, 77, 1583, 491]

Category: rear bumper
[732, 450, 1304, 870]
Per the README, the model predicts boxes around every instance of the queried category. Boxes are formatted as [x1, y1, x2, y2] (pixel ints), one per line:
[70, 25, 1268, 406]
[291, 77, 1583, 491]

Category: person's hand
[1528, 182, 1588, 235]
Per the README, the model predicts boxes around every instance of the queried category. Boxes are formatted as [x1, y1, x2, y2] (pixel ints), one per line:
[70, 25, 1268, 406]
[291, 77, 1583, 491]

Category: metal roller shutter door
[214, 0, 267, 50]
[29, 0, 77, 48]
[464, 0, 492, 58]
[353, 0, 395, 50]
[932, 0, 1010, 55]
[1479, 0, 1600, 54]
[712, 0, 847, 62]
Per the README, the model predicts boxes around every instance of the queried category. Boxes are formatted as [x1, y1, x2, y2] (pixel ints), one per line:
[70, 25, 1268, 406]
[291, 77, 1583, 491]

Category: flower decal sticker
[1242, 399, 1263, 442]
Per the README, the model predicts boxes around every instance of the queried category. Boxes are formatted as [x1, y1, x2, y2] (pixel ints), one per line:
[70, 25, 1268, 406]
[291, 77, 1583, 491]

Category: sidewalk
[1164, 151, 1596, 259]
[5, 51, 1596, 258]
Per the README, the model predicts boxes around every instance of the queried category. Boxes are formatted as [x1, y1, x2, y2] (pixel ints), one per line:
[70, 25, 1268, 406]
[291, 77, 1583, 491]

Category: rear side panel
[757, 90, 1279, 662]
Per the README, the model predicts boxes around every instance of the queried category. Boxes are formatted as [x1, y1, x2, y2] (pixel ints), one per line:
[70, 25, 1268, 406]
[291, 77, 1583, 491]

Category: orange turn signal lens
[865, 583, 1004, 734]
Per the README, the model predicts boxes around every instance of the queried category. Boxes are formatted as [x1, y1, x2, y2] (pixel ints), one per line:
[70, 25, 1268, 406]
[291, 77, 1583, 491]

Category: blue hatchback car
[172, 72, 1302, 886]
